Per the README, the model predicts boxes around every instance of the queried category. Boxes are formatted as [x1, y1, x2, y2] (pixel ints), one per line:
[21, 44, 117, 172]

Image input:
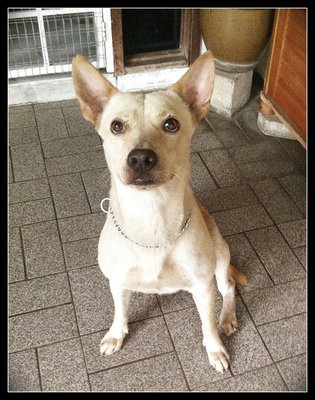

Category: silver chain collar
[100, 197, 191, 249]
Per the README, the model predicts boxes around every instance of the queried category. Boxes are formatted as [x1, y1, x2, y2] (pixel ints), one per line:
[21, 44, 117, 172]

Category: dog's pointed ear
[171, 51, 215, 121]
[72, 55, 118, 126]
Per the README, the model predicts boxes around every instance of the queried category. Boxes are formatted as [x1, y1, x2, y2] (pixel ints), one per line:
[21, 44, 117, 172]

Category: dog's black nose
[127, 149, 157, 173]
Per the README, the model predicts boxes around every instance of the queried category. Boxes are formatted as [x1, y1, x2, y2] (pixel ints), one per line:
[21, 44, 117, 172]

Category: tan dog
[72, 51, 246, 373]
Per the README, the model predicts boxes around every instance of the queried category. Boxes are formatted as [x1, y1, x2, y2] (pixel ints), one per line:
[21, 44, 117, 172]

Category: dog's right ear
[72, 55, 118, 126]
[171, 51, 215, 121]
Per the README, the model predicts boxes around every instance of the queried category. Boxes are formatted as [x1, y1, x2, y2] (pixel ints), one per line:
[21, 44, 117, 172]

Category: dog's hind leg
[215, 254, 238, 337]
[198, 202, 246, 335]
[100, 283, 131, 355]
[215, 243, 247, 336]
[215, 234, 249, 337]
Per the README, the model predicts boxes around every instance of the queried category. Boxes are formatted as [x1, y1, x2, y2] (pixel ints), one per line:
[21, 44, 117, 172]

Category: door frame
[111, 9, 200, 76]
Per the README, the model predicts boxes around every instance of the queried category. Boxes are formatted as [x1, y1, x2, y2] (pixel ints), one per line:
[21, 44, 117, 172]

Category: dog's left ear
[171, 51, 215, 121]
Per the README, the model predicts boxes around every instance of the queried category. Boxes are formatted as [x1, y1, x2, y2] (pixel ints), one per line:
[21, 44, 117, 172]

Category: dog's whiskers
[171, 170, 188, 189]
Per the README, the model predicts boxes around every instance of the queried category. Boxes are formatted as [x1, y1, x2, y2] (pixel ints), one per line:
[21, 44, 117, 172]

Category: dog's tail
[229, 264, 248, 286]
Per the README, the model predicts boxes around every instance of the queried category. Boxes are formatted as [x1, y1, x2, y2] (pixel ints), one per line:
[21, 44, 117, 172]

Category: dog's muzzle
[127, 148, 157, 185]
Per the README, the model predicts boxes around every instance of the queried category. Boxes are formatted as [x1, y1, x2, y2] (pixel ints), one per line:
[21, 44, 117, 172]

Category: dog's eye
[110, 119, 126, 134]
[163, 118, 180, 133]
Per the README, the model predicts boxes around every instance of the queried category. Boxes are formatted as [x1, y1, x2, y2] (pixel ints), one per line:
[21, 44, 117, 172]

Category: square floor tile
[237, 158, 299, 181]
[246, 226, 305, 283]
[158, 290, 195, 313]
[190, 153, 217, 192]
[195, 365, 286, 392]
[11, 142, 46, 182]
[206, 112, 249, 148]
[227, 138, 289, 164]
[9, 126, 39, 146]
[9, 273, 71, 315]
[9, 178, 50, 204]
[277, 354, 306, 391]
[41, 133, 101, 158]
[58, 212, 105, 243]
[196, 184, 259, 213]
[89, 352, 188, 391]
[21, 220, 65, 278]
[9, 304, 78, 353]
[278, 219, 306, 248]
[63, 237, 98, 270]
[35, 108, 68, 140]
[62, 105, 96, 137]
[9, 110, 36, 129]
[241, 279, 306, 325]
[250, 178, 303, 224]
[278, 174, 306, 216]
[278, 139, 306, 172]
[38, 338, 90, 391]
[212, 204, 273, 236]
[191, 119, 222, 152]
[258, 314, 306, 362]
[9, 198, 55, 227]
[49, 173, 91, 218]
[45, 150, 106, 176]
[200, 149, 244, 187]
[81, 316, 173, 373]
[293, 247, 306, 270]
[9, 349, 41, 392]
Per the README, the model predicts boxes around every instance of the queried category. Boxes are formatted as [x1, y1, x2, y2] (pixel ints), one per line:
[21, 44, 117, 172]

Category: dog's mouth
[126, 172, 174, 189]
[128, 174, 161, 189]
[133, 177, 155, 186]
[123, 170, 173, 189]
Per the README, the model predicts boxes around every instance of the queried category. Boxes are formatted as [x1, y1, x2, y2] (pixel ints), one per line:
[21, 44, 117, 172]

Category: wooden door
[261, 9, 306, 148]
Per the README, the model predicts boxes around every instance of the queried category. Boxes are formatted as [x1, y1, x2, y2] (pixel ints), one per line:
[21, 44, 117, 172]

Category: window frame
[111, 9, 200, 76]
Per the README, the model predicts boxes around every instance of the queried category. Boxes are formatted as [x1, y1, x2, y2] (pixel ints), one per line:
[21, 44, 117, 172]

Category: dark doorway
[111, 9, 200, 75]
[122, 9, 181, 55]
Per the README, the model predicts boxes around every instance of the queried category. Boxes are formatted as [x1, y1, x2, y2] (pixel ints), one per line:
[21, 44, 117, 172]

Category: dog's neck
[109, 177, 193, 246]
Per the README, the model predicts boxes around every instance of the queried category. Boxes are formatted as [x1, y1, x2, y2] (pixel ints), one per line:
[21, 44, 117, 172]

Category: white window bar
[102, 7, 114, 73]
[94, 9, 106, 69]
[36, 8, 50, 75]
[8, 7, 107, 79]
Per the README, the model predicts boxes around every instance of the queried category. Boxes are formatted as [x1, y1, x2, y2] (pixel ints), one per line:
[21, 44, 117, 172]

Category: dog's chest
[121, 251, 192, 294]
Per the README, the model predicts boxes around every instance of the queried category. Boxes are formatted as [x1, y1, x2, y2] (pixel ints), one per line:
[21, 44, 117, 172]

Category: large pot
[200, 9, 274, 72]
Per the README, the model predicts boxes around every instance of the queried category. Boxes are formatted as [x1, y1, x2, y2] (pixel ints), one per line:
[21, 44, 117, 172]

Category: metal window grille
[8, 8, 106, 78]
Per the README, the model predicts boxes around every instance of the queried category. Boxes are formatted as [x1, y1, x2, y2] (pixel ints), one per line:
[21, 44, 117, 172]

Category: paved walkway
[8, 83, 306, 392]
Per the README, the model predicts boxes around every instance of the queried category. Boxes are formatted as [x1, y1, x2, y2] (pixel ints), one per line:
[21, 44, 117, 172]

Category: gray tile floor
[8, 81, 307, 392]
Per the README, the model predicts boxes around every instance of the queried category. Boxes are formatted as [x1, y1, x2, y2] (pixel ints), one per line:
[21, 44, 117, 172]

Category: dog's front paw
[220, 312, 238, 336]
[204, 339, 230, 373]
[100, 332, 124, 355]
[207, 350, 230, 374]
